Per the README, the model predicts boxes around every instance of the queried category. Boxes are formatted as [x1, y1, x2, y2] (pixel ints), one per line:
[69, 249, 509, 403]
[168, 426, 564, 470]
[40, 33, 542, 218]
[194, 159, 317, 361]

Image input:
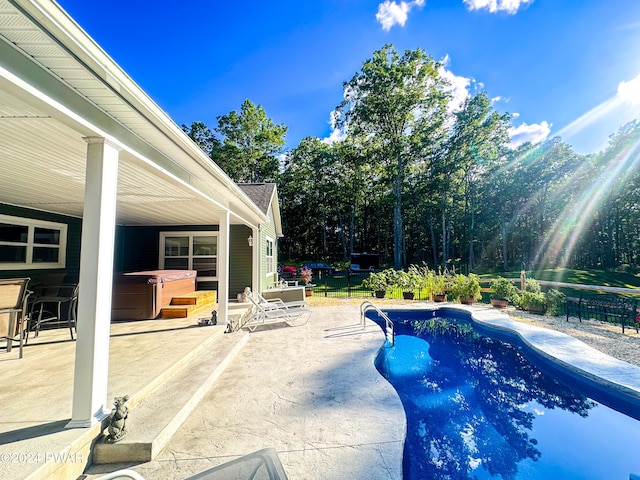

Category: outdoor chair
[0, 277, 32, 358]
[29, 282, 78, 341]
[244, 290, 311, 332]
[93, 447, 289, 479]
[246, 287, 309, 310]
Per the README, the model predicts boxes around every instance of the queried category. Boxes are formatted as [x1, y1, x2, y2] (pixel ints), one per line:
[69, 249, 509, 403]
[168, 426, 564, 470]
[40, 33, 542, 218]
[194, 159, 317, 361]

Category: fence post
[324, 271, 328, 297]
[347, 271, 351, 298]
[520, 270, 526, 292]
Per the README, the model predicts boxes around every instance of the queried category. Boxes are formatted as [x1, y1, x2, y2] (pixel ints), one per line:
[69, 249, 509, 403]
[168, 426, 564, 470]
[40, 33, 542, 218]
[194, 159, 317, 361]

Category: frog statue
[105, 395, 130, 443]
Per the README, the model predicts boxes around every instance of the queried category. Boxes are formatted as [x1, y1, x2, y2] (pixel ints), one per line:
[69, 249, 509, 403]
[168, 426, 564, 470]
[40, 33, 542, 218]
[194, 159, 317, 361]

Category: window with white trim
[266, 237, 274, 276]
[160, 232, 218, 280]
[0, 214, 67, 270]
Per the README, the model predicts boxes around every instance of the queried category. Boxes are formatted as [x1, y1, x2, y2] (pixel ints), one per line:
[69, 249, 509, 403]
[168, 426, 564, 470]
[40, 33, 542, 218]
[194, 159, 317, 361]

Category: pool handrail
[360, 301, 395, 346]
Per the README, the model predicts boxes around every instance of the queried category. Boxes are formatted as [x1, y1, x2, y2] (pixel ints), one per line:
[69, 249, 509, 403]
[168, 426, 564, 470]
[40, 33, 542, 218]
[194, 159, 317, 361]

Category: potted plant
[489, 276, 518, 309]
[450, 274, 481, 305]
[519, 291, 547, 314]
[431, 273, 448, 302]
[394, 269, 420, 300]
[299, 267, 314, 296]
[362, 270, 390, 298]
[518, 278, 546, 314]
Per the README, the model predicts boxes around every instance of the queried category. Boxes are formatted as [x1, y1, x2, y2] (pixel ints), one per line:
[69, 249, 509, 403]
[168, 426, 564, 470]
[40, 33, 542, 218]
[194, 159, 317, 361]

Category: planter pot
[402, 292, 415, 300]
[433, 293, 447, 302]
[526, 304, 547, 315]
[374, 290, 386, 299]
[491, 298, 509, 309]
[305, 288, 313, 297]
[459, 296, 474, 305]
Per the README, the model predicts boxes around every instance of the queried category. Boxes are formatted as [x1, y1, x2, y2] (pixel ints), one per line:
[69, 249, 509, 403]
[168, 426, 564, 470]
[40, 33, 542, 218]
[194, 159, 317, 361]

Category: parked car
[279, 264, 298, 274]
[301, 262, 336, 274]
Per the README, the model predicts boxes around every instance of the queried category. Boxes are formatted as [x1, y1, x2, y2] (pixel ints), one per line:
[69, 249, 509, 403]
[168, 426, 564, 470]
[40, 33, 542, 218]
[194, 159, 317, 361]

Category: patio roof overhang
[0, 0, 266, 228]
[0, 0, 269, 431]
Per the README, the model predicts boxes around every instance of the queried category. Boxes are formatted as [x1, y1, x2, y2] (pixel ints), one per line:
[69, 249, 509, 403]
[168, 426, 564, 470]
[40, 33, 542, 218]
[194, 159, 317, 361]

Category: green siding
[259, 211, 278, 292]
[0, 204, 81, 283]
[229, 225, 252, 298]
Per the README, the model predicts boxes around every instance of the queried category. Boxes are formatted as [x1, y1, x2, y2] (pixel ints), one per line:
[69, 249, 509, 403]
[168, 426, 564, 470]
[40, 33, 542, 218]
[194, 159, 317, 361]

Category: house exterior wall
[229, 225, 252, 298]
[0, 203, 81, 283]
[116, 224, 251, 299]
[259, 211, 278, 293]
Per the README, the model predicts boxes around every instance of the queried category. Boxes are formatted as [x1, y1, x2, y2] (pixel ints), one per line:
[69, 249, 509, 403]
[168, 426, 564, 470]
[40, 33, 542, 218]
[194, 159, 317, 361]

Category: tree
[335, 45, 449, 269]
[181, 120, 220, 153]
[212, 99, 287, 183]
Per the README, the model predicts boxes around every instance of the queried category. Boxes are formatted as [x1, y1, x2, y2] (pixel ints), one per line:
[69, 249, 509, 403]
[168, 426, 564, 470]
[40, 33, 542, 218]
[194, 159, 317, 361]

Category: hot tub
[111, 270, 197, 320]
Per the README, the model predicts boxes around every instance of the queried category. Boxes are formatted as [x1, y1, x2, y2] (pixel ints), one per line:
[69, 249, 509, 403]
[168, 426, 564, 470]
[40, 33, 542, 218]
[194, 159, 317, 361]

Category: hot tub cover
[121, 270, 197, 284]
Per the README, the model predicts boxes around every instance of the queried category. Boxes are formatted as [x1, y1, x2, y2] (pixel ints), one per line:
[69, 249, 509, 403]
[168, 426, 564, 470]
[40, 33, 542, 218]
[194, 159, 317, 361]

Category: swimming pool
[367, 307, 640, 480]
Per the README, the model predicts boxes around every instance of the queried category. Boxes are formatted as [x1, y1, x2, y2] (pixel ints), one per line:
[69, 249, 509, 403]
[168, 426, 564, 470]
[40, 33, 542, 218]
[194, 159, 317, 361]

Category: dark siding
[0, 204, 81, 283]
[116, 225, 220, 273]
[229, 225, 253, 298]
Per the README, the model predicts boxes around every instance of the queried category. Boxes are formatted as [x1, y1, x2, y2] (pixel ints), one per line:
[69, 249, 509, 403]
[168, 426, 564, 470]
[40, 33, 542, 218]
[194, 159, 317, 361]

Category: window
[160, 232, 218, 280]
[0, 214, 67, 270]
[266, 237, 274, 276]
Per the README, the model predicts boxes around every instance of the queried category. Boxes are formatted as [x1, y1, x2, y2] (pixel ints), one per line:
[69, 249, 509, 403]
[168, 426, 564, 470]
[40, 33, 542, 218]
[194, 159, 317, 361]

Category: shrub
[490, 277, 519, 302]
[544, 289, 565, 316]
[362, 269, 391, 292]
[518, 290, 546, 313]
[394, 268, 421, 292]
[524, 278, 541, 294]
[450, 274, 482, 302]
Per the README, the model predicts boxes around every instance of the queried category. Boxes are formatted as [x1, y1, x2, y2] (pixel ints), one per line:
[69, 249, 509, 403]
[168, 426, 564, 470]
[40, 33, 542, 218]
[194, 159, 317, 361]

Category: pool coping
[374, 304, 640, 411]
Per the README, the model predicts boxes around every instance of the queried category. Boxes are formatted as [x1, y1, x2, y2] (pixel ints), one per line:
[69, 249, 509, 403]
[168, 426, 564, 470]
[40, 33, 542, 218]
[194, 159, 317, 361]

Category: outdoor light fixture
[247, 235, 253, 247]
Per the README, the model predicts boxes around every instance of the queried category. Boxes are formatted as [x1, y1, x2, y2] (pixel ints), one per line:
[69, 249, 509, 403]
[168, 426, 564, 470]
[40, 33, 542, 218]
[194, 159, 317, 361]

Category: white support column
[67, 137, 120, 429]
[218, 211, 230, 327]
[252, 226, 259, 291]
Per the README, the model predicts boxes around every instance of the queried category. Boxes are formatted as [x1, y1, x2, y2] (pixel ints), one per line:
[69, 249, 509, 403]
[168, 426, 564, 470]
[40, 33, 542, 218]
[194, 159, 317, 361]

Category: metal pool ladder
[360, 301, 395, 346]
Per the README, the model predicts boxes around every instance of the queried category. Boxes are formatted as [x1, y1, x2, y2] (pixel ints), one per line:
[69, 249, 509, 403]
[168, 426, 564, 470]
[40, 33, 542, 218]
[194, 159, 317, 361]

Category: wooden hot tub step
[160, 291, 217, 318]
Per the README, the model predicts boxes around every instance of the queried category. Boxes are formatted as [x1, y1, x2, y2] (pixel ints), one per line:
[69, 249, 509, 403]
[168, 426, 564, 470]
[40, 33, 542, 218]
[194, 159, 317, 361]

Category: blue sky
[57, 0, 640, 154]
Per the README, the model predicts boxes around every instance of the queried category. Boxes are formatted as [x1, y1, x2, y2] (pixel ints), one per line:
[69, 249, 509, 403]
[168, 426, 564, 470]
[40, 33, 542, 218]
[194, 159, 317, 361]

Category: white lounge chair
[246, 287, 309, 310]
[243, 291, 311, 332]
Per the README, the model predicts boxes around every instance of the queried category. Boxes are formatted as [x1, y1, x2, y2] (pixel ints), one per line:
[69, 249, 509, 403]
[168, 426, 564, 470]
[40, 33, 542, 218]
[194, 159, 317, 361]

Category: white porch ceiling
[0, 0, 263, 227]
[0, 84, 225, 225]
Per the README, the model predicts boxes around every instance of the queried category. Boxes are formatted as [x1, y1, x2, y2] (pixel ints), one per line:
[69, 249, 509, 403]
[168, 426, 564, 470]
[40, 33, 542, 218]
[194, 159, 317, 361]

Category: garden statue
[105, 395, 130, 443]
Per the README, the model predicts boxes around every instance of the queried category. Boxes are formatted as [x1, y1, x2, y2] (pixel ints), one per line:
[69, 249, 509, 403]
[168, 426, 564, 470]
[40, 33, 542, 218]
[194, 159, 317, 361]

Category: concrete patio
[0, 301, 406, 480]
[2, 299, 640, 480]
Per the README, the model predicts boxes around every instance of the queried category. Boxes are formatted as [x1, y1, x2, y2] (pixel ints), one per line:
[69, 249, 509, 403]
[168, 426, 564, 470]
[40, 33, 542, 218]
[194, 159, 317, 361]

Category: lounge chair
[246, 287, 309, 310]
[93, 447, 289, 479]
[243, 291, 311, 332]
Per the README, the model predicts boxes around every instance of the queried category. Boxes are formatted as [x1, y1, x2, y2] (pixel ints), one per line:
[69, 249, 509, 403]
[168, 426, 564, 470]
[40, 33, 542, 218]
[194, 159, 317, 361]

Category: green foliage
[212, 99, 287, 183]
[450, 274, 482, 302]
[362, 269, 393, 292]
[393, 268, 421, 292]
[524, 278, 541, 293]
[544, 289, 565, 316]
[518, 290, 547, 313]
[334, 44, 449, 269]
[490, 277, 519, 302]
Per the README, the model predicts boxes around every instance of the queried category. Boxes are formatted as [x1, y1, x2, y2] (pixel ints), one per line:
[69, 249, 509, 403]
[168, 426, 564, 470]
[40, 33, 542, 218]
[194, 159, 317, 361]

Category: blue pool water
[369, 308, 640, 480]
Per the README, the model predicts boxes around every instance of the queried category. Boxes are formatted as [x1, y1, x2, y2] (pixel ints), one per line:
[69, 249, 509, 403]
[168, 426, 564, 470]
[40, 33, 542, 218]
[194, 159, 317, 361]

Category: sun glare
[617, 73, 640, 105]
[531, 134, 640, 276]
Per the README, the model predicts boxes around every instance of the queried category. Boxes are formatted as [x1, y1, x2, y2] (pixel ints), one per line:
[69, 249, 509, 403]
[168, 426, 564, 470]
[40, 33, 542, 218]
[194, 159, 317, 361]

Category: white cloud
[376, 0, 425, 31]
[617, 73, 640, 105]
[438, 55, 472, 113]
[463, 0, 533, 14]
[322, 127, 345, 145]
[323, 110, 346, 144]
[508, 120, 551, 147]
